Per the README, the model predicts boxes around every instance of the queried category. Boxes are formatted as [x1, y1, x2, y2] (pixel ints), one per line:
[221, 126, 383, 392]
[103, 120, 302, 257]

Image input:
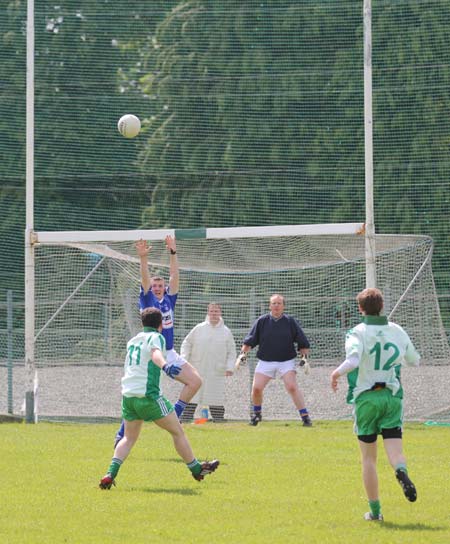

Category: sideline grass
[0, 421, 449, 543]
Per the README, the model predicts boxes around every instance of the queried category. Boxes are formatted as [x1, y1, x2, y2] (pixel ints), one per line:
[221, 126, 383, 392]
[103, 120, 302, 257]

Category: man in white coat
[180, 303, 237, 421]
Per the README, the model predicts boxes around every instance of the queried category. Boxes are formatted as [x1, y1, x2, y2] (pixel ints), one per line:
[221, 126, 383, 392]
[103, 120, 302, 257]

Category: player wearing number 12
[331, 288, 420, 522]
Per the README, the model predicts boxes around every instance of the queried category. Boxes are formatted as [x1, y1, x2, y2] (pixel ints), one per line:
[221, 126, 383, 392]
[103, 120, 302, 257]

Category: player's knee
[179, 364, 202, 388]
[122, 435, 138, 448]
[194, 379, 202, 393]
[284, 382, 298, 395]
[172, 425, 186, 439]
[189, 372, 202, 391]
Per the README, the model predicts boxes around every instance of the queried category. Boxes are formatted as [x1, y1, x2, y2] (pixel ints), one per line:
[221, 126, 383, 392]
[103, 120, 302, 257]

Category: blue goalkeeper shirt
[139, 287, 177, 350]
[243, 313, 310, 362]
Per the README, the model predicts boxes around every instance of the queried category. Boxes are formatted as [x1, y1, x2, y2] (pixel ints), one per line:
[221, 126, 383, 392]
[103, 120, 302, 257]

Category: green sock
[107, 457, 123, 478]
[187, 459, 202, 476]
[395, 463, 407, 473]
[369, 499, 381, 517]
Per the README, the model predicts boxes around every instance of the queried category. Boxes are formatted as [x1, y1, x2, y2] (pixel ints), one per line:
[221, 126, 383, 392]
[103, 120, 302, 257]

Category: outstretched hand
[165, 235, 177, 254]
[135, 239, 151, 257]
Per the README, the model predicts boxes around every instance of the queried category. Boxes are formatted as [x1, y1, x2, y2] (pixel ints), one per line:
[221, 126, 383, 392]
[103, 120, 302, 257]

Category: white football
[117, 114, 141, 138]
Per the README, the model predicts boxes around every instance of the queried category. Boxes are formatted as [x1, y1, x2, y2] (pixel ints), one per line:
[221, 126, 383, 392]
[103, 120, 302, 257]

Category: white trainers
[364, 512, 384, 521]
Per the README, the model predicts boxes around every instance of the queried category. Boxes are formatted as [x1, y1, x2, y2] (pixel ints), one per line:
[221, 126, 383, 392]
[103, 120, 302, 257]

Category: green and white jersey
[345, 315, 420, 403]
[121, 327, 166, 399]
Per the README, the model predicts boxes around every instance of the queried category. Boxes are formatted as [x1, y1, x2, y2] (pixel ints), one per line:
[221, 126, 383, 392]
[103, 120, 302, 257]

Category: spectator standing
[180, 303, 236, 421]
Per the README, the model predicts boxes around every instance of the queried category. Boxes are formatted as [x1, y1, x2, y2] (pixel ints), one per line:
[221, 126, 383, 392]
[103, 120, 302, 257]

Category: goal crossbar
[33, 223, 365, 244]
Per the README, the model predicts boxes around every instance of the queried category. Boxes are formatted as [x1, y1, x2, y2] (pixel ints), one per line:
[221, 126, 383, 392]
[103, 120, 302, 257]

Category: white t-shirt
[342, 315, 420, 401]
[121, 328, 166, 398]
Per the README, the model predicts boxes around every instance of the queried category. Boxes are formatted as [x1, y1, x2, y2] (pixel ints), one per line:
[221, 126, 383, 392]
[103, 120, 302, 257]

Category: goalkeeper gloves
[235, 351, 248, 370]
[297, 354, 311, 375]
[162, 363, 182, 379]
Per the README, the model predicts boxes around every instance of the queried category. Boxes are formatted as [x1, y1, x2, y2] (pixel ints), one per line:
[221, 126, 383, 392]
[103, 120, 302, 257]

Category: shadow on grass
[156, 457, 226, 466]
[382, 522, 447, 531]
[131, 487, 200, 496]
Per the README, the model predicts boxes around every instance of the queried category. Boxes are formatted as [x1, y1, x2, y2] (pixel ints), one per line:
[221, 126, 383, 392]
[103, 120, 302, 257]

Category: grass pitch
[1, 420, 449, 543]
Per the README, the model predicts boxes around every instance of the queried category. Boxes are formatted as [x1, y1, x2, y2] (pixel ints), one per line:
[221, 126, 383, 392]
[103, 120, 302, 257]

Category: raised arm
[135, 239, 152, 294]
[165, 235, 179, 295]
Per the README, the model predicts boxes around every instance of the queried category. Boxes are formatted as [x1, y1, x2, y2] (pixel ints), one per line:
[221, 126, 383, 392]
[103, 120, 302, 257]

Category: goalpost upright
[25, 0, 36, 423]
[364, 0, 376, 289]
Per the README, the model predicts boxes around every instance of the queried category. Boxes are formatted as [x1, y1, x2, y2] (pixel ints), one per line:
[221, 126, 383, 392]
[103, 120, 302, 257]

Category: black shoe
[395, 469, 417, 502]
[302, 415, 313, 427]
[192, 460, 220, 481]
[249, 413, 262, 426]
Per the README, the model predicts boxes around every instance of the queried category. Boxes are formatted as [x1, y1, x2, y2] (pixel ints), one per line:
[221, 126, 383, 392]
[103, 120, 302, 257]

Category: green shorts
[354, 388, 403, 437]
[121, 395, 174, 422]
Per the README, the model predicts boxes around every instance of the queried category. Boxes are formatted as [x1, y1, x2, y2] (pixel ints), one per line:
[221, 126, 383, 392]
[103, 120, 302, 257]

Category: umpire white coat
[180, 316, 237, 405]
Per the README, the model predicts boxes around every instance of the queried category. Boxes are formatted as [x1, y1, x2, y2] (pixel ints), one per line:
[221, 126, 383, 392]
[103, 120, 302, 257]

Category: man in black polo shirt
[238, 294, 312, 426]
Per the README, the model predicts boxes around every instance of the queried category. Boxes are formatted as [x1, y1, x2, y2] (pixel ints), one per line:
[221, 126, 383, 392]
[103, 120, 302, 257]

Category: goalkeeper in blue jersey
[331, 287, 420, 522]
[99, 308, 219, 489]
[237, 294, 312, 427]
[114, 236, 202, 446]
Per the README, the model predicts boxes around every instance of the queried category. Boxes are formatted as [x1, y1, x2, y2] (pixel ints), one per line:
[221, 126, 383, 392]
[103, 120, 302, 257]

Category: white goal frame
[24, 223, 364, 422]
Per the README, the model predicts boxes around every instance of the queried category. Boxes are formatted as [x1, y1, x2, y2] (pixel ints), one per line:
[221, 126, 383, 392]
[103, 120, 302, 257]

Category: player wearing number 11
[99, 308, 219, 489]
[331, 288, 420, 522]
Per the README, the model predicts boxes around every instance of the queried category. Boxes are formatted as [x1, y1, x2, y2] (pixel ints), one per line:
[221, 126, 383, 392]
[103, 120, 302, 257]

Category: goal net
[23, 224, 450, 422]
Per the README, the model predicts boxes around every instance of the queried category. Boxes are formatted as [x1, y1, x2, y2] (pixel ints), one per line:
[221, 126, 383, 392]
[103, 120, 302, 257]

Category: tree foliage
[1, 0, 450, 298]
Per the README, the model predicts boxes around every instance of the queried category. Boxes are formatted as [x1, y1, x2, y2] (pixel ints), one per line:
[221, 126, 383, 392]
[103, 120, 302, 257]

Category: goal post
[22, 223, 450, 422]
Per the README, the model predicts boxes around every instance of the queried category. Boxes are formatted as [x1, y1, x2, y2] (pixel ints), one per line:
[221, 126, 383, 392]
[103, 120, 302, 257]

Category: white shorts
[166, 349, 187, 367]
[254, 358, 296, 379]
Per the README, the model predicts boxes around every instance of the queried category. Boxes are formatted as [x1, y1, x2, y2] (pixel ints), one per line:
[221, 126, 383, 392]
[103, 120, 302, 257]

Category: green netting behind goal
[14, 229, 449, 422]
